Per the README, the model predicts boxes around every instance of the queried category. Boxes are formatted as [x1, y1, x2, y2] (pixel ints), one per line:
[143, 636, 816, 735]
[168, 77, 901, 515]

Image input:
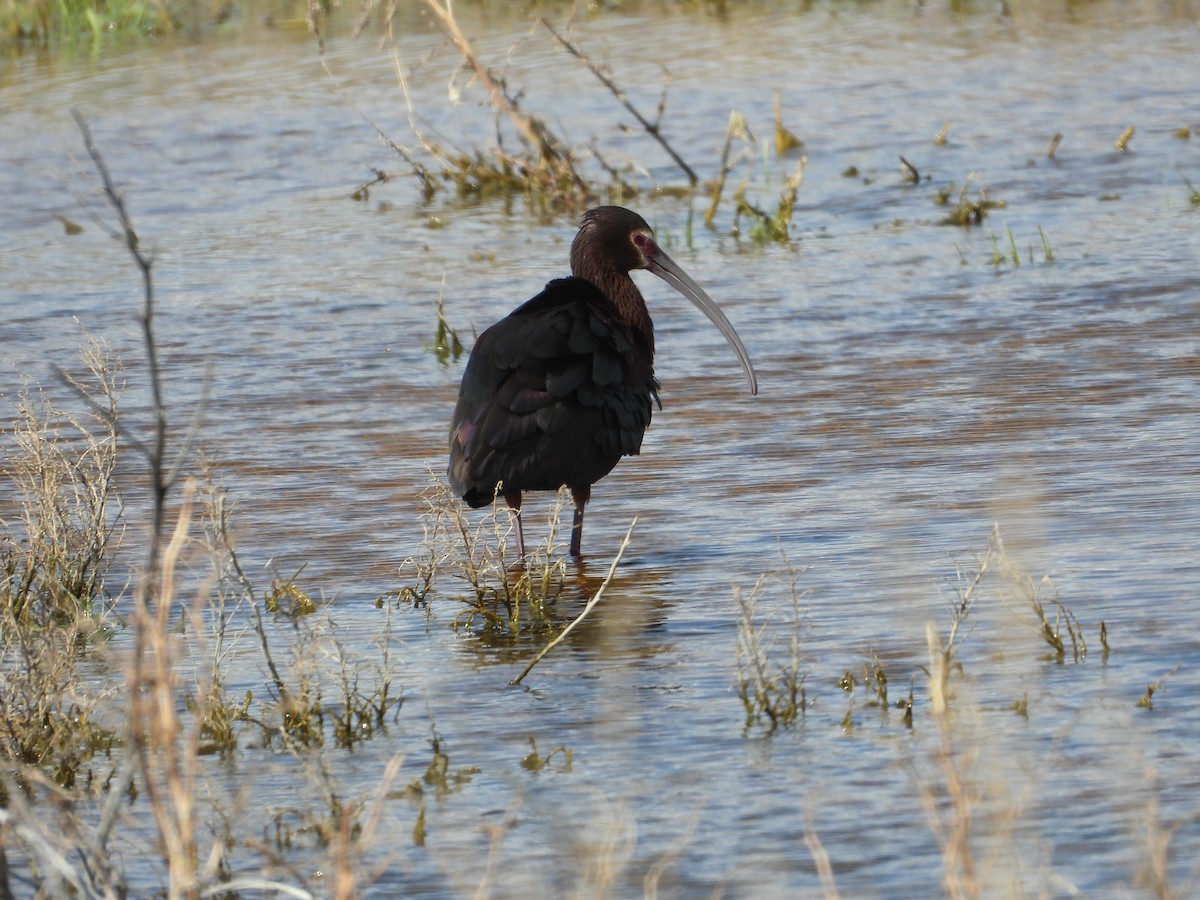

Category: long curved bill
[647, 249, 759, 396]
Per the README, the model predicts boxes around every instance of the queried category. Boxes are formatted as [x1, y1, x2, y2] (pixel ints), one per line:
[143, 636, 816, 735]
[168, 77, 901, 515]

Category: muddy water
[3, 0, 1200, 894]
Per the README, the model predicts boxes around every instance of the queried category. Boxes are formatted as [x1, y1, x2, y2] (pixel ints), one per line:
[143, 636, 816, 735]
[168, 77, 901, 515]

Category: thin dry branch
[208, 487, 289, 702]
[422, 0, 587, 194]
[72, 111, 208, 898]
[71, 110, 200, 587]
[510, 519, 637, 685]
[540, 18, 697, 185]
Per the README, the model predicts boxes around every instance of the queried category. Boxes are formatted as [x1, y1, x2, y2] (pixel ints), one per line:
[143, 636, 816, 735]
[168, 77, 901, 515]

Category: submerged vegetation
[397, 476, 569, 637]
[734, 557, 809, 733]
[336, 0, 811, 238]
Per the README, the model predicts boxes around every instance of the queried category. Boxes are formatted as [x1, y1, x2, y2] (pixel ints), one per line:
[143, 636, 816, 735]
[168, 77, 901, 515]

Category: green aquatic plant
[937, 178, 1006, 227]
[1047, 132, 1063, 159]
[706, 110, 755, 229]
[732, 157, 806, 245]
[774, 93, 804, 155]
[989, 231, 1005, 268]
[1039, 225, 1055, 262]
[360, 0, 701, 211]
[1178, 168, 1200, 207]
[1136, 669, 1177, 710]
[520, 737, 572, 773]
[863, 654, 889, 708]
[705, 106, 805, 241]
[265, 566, 319, 616]
[989, 226, 1054, 268]
[425, 286, 464, 366]
[1, 0, 181, 47]
[186, 685, 251, 758]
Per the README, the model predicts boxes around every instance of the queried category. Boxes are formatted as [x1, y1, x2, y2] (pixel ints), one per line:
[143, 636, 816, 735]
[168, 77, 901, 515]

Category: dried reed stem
[421, 0, 587, 193]
[510, 518, 637, 685]
[540, 18, 697, 185]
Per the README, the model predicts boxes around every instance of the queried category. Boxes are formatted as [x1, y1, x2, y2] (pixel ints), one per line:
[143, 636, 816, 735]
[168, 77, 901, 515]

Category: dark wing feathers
[448, 277, 657, 507]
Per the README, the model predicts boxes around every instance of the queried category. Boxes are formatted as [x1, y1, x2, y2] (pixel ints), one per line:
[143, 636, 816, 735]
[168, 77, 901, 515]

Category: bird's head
[571, 206, 654, 275]
[571, 206, 758, 396]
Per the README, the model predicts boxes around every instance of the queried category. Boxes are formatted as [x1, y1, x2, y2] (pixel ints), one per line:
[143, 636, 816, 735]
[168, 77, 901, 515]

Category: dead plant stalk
[539, 18, 697, 185]
[131, 484, 200, 896]
[421, 0, 586, 191]
[510, 518, 637, 685]
[74, 110, 209, 898]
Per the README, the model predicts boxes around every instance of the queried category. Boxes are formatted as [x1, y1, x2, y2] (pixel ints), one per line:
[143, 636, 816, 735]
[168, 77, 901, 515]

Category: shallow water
[3, 0, 1200, 894]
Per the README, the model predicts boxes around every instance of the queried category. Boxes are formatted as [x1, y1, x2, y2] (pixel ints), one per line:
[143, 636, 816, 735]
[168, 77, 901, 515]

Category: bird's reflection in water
[452, 552, 676, 673]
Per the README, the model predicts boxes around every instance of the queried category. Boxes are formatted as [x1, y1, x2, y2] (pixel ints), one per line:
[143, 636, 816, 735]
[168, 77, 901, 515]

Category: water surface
[2, 1, 1199, 894]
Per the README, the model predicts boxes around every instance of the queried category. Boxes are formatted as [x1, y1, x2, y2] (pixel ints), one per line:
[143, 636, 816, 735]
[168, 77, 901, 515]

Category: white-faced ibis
[448, 206, 757, 557]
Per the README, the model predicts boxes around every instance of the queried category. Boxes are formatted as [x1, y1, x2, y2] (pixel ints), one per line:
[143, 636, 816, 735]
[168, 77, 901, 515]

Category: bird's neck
[578, 263, 655, 358]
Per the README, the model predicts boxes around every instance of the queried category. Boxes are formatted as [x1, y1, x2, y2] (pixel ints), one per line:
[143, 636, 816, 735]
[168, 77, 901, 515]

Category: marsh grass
[728, 523, 1161, 894]
[733, 525, 1089, 738]
[0, 116, 424, 898]
[733, 158, 806, 245]
[361, 0, 681, 211]
[1, 0, 175, 45]
[733, 556, 809, 733]
[773, 92, 804, 155]
[426, 286, 464, 367]
[705, 110, 806, 243]
[397, 476, 569, 640]
[4, 70, 1191, 895]
[363, 3, 810, 233]
[936, 177, 1006, 227]
[1038, 225, 1054, 262]
[705, 111, 755, 228]
[987, 225, 1055, 268]
[1, 336, 121, 626]
[1179, 168, 1200, 207]
[925, 524, 1088, 717]
[0, 335, 123, 792]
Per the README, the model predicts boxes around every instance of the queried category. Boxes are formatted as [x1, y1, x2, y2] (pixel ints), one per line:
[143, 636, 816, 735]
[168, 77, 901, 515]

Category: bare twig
[71, 110, 188, 585]
[209, 488, 289, 702]
[540, 19, 697, 185]
[510, 519, 637, 685]
[802, 814, 841, 900]
[72, 111, 206, 897]
[321, 56, 439, 201]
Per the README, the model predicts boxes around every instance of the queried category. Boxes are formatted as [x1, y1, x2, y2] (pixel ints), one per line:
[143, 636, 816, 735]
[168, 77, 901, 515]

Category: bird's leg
[503, 489, 525, 559]
[569, 486, 590, 557]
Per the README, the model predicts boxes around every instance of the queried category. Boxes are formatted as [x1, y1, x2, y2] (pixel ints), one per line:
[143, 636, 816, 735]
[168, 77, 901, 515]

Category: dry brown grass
[0, 113, 416, 900]
[0, 335, 123, 794]
[733, 554, 809, 733]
